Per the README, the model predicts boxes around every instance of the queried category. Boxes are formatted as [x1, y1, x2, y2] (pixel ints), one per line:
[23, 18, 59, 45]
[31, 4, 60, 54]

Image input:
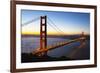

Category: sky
[21, 9, 90, 35]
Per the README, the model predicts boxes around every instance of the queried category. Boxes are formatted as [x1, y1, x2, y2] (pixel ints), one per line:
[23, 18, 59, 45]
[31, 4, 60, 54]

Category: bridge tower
[80, 32, 85, 44]
[39, 16, 47, 56]
[81, 32, 84, 37]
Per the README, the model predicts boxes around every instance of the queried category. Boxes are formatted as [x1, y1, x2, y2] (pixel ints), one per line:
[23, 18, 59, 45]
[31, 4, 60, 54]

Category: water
[21, 36, 90, 58]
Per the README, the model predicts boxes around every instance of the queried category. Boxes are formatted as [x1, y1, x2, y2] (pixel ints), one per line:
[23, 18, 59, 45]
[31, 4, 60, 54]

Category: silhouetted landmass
[21, 53, 74, 63]
[21, 53, 89, 63]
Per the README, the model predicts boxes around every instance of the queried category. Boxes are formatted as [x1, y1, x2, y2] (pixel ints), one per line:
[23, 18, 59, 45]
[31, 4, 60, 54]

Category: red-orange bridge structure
[22, 16, 86, 57]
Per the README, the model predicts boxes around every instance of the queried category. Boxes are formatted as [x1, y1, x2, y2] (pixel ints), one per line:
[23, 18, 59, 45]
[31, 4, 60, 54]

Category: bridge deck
[32, 37, 86, 55]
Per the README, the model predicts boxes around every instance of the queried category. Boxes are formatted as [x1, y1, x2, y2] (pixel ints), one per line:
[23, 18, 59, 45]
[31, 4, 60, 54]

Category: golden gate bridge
[22, 16, 86, 57]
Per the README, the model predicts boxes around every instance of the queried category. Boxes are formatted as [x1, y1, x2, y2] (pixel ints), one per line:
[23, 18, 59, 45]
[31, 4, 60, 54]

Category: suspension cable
[22, 17, 40, 26]
[47, 17, 65, 35]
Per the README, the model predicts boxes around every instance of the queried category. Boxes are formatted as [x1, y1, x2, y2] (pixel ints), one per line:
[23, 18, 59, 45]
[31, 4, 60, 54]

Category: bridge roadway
[32, 37, 86, 55]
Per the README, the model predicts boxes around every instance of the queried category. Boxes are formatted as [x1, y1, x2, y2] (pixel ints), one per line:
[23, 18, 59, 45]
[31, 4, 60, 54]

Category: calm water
[21, 36, 90, 58]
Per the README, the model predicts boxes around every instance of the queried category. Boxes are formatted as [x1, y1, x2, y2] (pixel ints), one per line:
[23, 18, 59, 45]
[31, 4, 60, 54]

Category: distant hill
[22, 34, 90, 39]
